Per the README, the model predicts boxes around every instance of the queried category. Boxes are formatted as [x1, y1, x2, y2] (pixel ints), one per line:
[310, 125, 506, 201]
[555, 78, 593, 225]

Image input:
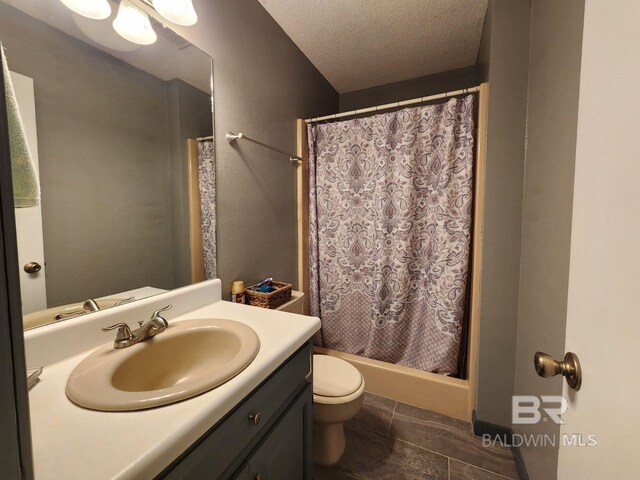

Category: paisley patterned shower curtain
[198, 140, 217, 279]
[308, 95, 475, 375]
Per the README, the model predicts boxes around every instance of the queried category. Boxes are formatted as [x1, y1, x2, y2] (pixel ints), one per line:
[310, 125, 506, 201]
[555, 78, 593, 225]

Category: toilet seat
[313, 355, 364, 405]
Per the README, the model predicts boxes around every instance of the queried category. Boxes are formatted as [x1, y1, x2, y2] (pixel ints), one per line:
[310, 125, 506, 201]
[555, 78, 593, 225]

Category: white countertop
[24, 280, 320, 480]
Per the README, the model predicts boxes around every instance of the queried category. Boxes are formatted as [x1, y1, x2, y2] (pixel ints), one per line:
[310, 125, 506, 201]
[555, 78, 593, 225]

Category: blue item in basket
[255, 277, 273, 289]
[256, 285, 276, 293]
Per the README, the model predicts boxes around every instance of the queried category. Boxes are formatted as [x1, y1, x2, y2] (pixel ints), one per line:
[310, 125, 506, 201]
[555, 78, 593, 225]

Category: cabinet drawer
[161, 342, 312, 479]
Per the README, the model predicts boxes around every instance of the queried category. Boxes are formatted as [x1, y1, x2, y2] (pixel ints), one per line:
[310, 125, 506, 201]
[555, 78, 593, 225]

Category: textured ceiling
[258, 0, 488, 93]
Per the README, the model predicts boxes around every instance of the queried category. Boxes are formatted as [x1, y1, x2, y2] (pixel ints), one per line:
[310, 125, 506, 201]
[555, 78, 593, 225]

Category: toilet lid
[313, 355, 363, 397]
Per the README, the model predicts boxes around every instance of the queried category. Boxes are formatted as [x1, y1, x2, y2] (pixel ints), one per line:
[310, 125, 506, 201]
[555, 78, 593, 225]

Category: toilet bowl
[312, 354, 365, 466]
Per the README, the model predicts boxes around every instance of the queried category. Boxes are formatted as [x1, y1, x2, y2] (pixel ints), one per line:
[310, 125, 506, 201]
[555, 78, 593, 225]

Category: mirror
[0, 0, 215, 329]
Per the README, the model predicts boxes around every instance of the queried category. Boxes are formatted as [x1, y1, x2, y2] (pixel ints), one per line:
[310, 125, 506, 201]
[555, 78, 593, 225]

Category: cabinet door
[249, 385, 312, 480]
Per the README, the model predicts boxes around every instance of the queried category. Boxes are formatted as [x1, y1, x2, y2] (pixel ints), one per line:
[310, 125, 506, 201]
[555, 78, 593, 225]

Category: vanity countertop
[24, 280, 320, 480]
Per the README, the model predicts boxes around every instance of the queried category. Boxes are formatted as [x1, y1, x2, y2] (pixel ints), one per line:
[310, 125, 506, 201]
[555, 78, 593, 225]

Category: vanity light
[59, 0, 112, 20]
[152, 0, 198, 26]
[113, 0, 158, 45]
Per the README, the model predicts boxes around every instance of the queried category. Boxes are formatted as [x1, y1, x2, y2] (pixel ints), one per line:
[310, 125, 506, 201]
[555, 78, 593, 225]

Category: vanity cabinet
[160, 341, 313, 480]
[233, 386, 312, 480]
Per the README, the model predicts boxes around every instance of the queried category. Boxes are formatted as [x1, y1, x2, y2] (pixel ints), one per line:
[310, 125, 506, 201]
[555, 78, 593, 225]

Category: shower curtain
[308, 95, 475, 375]
[198, 140, 217, 279]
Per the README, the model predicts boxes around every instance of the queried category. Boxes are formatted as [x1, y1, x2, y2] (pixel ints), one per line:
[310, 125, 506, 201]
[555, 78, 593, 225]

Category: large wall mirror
[1, 0, 215, 330]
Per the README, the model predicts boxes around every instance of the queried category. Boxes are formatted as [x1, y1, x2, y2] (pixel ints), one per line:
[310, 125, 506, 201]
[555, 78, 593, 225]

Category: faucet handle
[150, 305, 172, 326]
[102, 322, 133, 341]
[114, 296, 135, 307]
[151, 304, 172, 317]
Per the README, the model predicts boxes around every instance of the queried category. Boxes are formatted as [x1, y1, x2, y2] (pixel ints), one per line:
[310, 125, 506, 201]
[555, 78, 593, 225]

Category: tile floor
[314, 393, 519, 480]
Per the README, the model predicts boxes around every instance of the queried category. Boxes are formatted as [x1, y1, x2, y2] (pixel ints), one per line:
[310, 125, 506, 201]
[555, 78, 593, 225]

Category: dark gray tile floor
[314, 393, 519, 480]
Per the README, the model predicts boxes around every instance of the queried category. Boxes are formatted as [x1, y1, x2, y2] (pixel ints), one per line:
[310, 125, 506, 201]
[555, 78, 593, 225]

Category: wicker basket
[245, 281, 292, 309]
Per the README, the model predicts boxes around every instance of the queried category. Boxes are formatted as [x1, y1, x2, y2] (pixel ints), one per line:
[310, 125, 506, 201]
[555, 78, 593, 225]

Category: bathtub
[276, 291, 475, 422]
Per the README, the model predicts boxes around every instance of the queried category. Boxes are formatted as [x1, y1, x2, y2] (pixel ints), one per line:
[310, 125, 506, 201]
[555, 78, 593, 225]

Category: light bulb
[153, 0, 198, 26]
[113, 0, 157, 45]
[59, 0, 112, 20]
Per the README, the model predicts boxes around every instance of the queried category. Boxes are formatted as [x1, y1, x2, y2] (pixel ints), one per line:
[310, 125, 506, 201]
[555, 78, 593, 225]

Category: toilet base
[313, 422, 346, 466]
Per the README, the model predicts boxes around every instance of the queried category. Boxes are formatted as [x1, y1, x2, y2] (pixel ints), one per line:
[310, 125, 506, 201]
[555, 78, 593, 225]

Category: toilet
[274, 295, 365, 464]
[312, 354, 365, 466]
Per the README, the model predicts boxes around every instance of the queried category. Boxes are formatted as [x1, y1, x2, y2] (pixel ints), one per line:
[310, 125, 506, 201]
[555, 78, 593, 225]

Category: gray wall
[513, 1, 584, 478]
[169, 0, 338, 298]
[338, 66, 479, 112]
[475, 0, 531, 427]
[476, 3, 492, 83]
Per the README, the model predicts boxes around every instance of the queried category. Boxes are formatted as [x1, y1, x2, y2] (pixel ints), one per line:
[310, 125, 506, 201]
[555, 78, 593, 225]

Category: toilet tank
[275, 291, 305, 314]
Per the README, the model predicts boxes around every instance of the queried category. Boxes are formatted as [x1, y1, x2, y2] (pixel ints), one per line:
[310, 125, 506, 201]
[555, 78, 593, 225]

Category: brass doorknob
[24, 262, 42, 274]
[534, 351, 582, 391]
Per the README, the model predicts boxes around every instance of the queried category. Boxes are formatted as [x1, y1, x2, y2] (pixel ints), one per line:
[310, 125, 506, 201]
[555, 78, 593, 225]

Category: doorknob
[24, 262, 42, 274]
[534, 351, 582, 391]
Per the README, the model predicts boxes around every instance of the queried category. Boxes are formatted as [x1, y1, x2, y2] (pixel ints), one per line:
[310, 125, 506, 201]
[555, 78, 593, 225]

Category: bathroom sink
[66, 318, 260, 411]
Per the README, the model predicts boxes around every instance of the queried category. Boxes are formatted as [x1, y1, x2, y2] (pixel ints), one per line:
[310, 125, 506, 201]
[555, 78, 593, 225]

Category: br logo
[512, 395, 568, 425]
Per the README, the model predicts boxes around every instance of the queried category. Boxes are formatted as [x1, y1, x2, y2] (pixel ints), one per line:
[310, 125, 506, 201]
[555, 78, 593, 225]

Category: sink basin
[66, 318, 260, 411]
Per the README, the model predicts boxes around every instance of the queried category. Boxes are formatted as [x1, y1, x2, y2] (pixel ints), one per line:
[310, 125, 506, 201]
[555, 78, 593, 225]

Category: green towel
[2, 44, 40, 208]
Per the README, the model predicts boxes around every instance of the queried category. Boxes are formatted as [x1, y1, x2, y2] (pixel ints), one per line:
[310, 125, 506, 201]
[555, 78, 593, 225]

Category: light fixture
[152, 0, 198, 26]
[113, 0, 157, 45]
[59, 0, 112, 20]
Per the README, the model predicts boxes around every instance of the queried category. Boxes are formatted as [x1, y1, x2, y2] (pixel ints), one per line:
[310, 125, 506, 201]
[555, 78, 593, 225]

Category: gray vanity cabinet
[244, 385, 312, 479]
[160, 341, 313, 480]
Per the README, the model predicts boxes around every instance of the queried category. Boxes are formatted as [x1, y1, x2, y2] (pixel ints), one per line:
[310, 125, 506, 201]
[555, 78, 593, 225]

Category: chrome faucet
[102, 305, 172, 349]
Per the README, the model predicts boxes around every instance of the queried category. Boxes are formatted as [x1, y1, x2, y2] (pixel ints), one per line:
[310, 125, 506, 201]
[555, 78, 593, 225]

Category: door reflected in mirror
[1, 0, 215, 330]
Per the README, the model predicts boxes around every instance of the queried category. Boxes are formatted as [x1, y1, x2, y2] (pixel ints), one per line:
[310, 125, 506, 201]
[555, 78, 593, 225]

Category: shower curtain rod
[305, 85, 480, 124]
[226, 132, 303, 165]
